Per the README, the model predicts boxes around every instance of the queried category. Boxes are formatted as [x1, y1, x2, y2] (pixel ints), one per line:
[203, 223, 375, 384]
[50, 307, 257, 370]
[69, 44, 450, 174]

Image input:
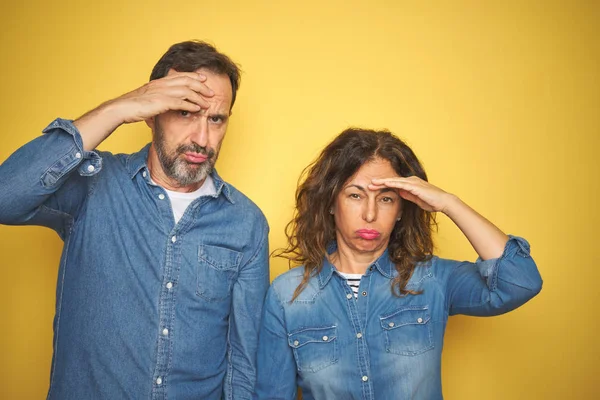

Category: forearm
[74, 100, 127, 151]
[442, 194, 509, 260]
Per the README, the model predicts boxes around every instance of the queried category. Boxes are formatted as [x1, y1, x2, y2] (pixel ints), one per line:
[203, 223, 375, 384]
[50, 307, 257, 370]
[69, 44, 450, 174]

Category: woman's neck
[329, 243, 385, 275]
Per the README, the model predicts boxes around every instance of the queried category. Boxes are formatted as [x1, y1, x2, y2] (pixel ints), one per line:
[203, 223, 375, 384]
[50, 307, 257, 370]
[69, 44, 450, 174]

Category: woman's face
[332, 158, 402, 258]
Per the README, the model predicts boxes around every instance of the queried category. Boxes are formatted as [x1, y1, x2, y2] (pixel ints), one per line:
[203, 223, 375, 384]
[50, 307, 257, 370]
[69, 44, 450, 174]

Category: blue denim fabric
[0, 119, 270, 400]
[254, 237, 542, 400]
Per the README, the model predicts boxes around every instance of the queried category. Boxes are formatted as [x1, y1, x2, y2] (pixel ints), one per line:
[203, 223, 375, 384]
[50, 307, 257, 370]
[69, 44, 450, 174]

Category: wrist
[97, 99, 131, 127]
[440, 193, 462, 216]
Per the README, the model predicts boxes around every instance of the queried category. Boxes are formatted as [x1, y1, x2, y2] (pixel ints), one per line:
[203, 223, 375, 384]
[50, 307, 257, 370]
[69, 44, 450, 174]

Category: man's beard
[154, 123, 216, 187]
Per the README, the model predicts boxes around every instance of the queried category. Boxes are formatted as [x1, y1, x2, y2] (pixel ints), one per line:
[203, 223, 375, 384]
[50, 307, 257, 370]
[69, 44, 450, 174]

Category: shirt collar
[317, 242, 395, 289]
[126, 144, 235, 204]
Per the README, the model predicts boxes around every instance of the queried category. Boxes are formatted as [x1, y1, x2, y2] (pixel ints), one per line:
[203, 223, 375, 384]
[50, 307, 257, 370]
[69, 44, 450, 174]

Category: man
[0, 41, 269, 399]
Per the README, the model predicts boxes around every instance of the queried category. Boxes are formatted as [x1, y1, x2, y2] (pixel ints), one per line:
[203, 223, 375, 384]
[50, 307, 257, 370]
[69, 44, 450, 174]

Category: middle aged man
[0, 40, 269, 399]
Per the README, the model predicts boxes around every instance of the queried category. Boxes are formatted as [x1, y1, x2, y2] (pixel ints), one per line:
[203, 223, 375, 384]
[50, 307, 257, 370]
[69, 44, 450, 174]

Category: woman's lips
[184, 153, 208, 163]
[356, 229, 381, 240]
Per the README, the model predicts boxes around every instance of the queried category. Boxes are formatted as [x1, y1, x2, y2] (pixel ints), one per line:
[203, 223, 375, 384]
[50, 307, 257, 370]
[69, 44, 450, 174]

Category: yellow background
[1, 1, 598, 398]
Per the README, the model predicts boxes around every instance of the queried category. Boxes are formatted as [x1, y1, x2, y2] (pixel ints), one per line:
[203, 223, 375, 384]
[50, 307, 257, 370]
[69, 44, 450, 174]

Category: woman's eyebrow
[345, 184, 397, 194]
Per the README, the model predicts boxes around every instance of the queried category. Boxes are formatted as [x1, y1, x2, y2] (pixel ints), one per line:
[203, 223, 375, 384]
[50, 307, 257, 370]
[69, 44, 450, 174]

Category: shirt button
[87, 165, 95, 172]
[156, 377, 163, 385]
[143, 171, 147, 178]
[346, 293, 353, 299]
[417, 317, 423, 323]
[362, 376, 368, 382]
[162, 328, 169, 336]
[75, 152, 82, 159]
[361, 291, 367, 296]
[166, 282, 173, 289]
[356, 332, 363, 339]
[388, 322, 395, 327]
[171, 236, 177, 243]
[322, 336, 328, 341]
[158, 194, 165, 200]
[293, 340, 299, 346]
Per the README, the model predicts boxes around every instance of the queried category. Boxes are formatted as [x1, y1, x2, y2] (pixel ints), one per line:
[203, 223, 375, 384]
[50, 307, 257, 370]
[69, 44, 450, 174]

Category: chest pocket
[288, 326, 338, 373]
[380, 306, 434, 356]
[197, 245, 242, 302]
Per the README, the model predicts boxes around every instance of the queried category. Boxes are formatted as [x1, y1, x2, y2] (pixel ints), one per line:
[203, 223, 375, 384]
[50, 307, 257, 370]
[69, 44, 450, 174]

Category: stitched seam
[47, 217, 74, 397]
[245, 223, 269, 266]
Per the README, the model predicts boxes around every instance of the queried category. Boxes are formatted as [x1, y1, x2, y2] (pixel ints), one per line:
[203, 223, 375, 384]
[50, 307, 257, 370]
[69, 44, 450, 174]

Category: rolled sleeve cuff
[41, 118, 103, 185]
[475, 235, 532, 291]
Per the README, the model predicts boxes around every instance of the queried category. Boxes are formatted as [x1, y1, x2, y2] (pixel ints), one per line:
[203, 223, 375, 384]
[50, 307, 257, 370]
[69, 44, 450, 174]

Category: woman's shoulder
[408, 256, 465, 286]
[272, 266, 306, 286]
[270, 265, 321, 303]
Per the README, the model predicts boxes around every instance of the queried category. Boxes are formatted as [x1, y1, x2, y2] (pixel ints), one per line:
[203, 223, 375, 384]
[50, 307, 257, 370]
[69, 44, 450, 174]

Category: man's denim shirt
[255, 237, 542, 400]
[0, 119, 270, 399]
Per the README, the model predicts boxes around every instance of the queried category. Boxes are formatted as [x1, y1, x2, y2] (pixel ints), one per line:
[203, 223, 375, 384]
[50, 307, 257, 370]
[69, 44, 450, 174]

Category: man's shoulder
[220, 180, 268, 226]
[93, 145, 148, 174]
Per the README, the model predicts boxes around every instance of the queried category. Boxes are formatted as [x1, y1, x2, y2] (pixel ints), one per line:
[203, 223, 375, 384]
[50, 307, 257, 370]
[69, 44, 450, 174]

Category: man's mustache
[176, 144, 215, 159]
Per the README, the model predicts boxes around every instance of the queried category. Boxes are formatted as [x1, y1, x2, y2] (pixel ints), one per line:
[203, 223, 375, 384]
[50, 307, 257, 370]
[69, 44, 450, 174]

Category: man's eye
[209, 116, 223, 123]
[180, 111, 190, 117]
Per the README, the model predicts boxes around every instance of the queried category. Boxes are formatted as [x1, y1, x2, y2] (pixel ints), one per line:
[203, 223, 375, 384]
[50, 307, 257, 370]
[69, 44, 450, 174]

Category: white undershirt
[154, 175, 217, 224]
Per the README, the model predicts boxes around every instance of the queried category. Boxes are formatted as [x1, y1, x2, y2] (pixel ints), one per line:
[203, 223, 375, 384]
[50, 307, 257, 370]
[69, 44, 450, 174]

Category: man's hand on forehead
[73, 70, 218, 151]
[111, 71, 217, 124]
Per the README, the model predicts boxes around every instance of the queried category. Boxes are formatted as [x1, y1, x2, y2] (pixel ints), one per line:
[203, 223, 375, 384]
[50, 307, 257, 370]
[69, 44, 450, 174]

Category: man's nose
[190, 117, 209, 148]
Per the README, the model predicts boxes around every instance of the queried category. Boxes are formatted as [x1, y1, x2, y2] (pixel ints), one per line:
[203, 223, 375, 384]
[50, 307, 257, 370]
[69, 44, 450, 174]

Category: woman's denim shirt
[255, 236, 542, 400]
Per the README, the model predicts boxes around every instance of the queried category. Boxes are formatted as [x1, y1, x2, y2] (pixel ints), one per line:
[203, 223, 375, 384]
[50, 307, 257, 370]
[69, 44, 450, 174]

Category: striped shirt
[337, 272, 363, 298]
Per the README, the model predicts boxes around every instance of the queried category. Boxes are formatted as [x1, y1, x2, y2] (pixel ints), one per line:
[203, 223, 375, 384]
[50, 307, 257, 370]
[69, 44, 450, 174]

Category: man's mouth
[184, 152, 208, 164]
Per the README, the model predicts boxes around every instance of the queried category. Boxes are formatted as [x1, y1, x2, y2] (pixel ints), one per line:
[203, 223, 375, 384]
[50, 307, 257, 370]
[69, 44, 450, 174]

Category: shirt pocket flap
[288, 326, 337, 349]
[380, 306, 431, 330]
[198, 244, 242, 271]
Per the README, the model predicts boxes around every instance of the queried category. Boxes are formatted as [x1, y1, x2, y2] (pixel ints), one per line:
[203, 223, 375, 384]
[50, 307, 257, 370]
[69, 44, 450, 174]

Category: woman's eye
[381, 196, 394, 203]
[180, 111, 190, 117]
[349, 193, 361, 199]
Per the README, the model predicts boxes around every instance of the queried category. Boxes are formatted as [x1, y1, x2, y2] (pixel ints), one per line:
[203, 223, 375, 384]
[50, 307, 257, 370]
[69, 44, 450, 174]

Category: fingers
[369, 177, 421, 194]
[369, 176, 445, 212]
[167, 97, 203, 113]
[164, 86, 211, 109]
[165, 69, 208, 82]
[371, 176, 423, 186]
[162, 71, 215, 98]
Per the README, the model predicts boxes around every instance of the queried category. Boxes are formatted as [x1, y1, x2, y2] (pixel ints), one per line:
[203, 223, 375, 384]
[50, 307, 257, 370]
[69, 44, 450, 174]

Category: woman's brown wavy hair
[275, 128, 436, 301]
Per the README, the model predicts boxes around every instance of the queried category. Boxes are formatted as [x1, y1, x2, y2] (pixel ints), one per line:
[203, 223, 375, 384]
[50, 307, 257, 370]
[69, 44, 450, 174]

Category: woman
[254, 128, 542, 400]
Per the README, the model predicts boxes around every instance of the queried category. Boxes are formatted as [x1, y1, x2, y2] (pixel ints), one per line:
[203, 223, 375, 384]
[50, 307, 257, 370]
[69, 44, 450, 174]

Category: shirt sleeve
[224, 222, 271, 400]
[0, 118, 102, 238]
[446, 235, 543, 316]
[253, 282, 298, 400]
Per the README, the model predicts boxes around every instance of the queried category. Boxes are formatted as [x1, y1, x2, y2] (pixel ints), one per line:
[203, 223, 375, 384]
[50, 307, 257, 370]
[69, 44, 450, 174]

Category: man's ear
[145, 117, 155, 130]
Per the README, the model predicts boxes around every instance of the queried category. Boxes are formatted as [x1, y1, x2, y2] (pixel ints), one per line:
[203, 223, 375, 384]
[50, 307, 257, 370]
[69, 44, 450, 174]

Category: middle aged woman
[254, 128, 542, 400]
